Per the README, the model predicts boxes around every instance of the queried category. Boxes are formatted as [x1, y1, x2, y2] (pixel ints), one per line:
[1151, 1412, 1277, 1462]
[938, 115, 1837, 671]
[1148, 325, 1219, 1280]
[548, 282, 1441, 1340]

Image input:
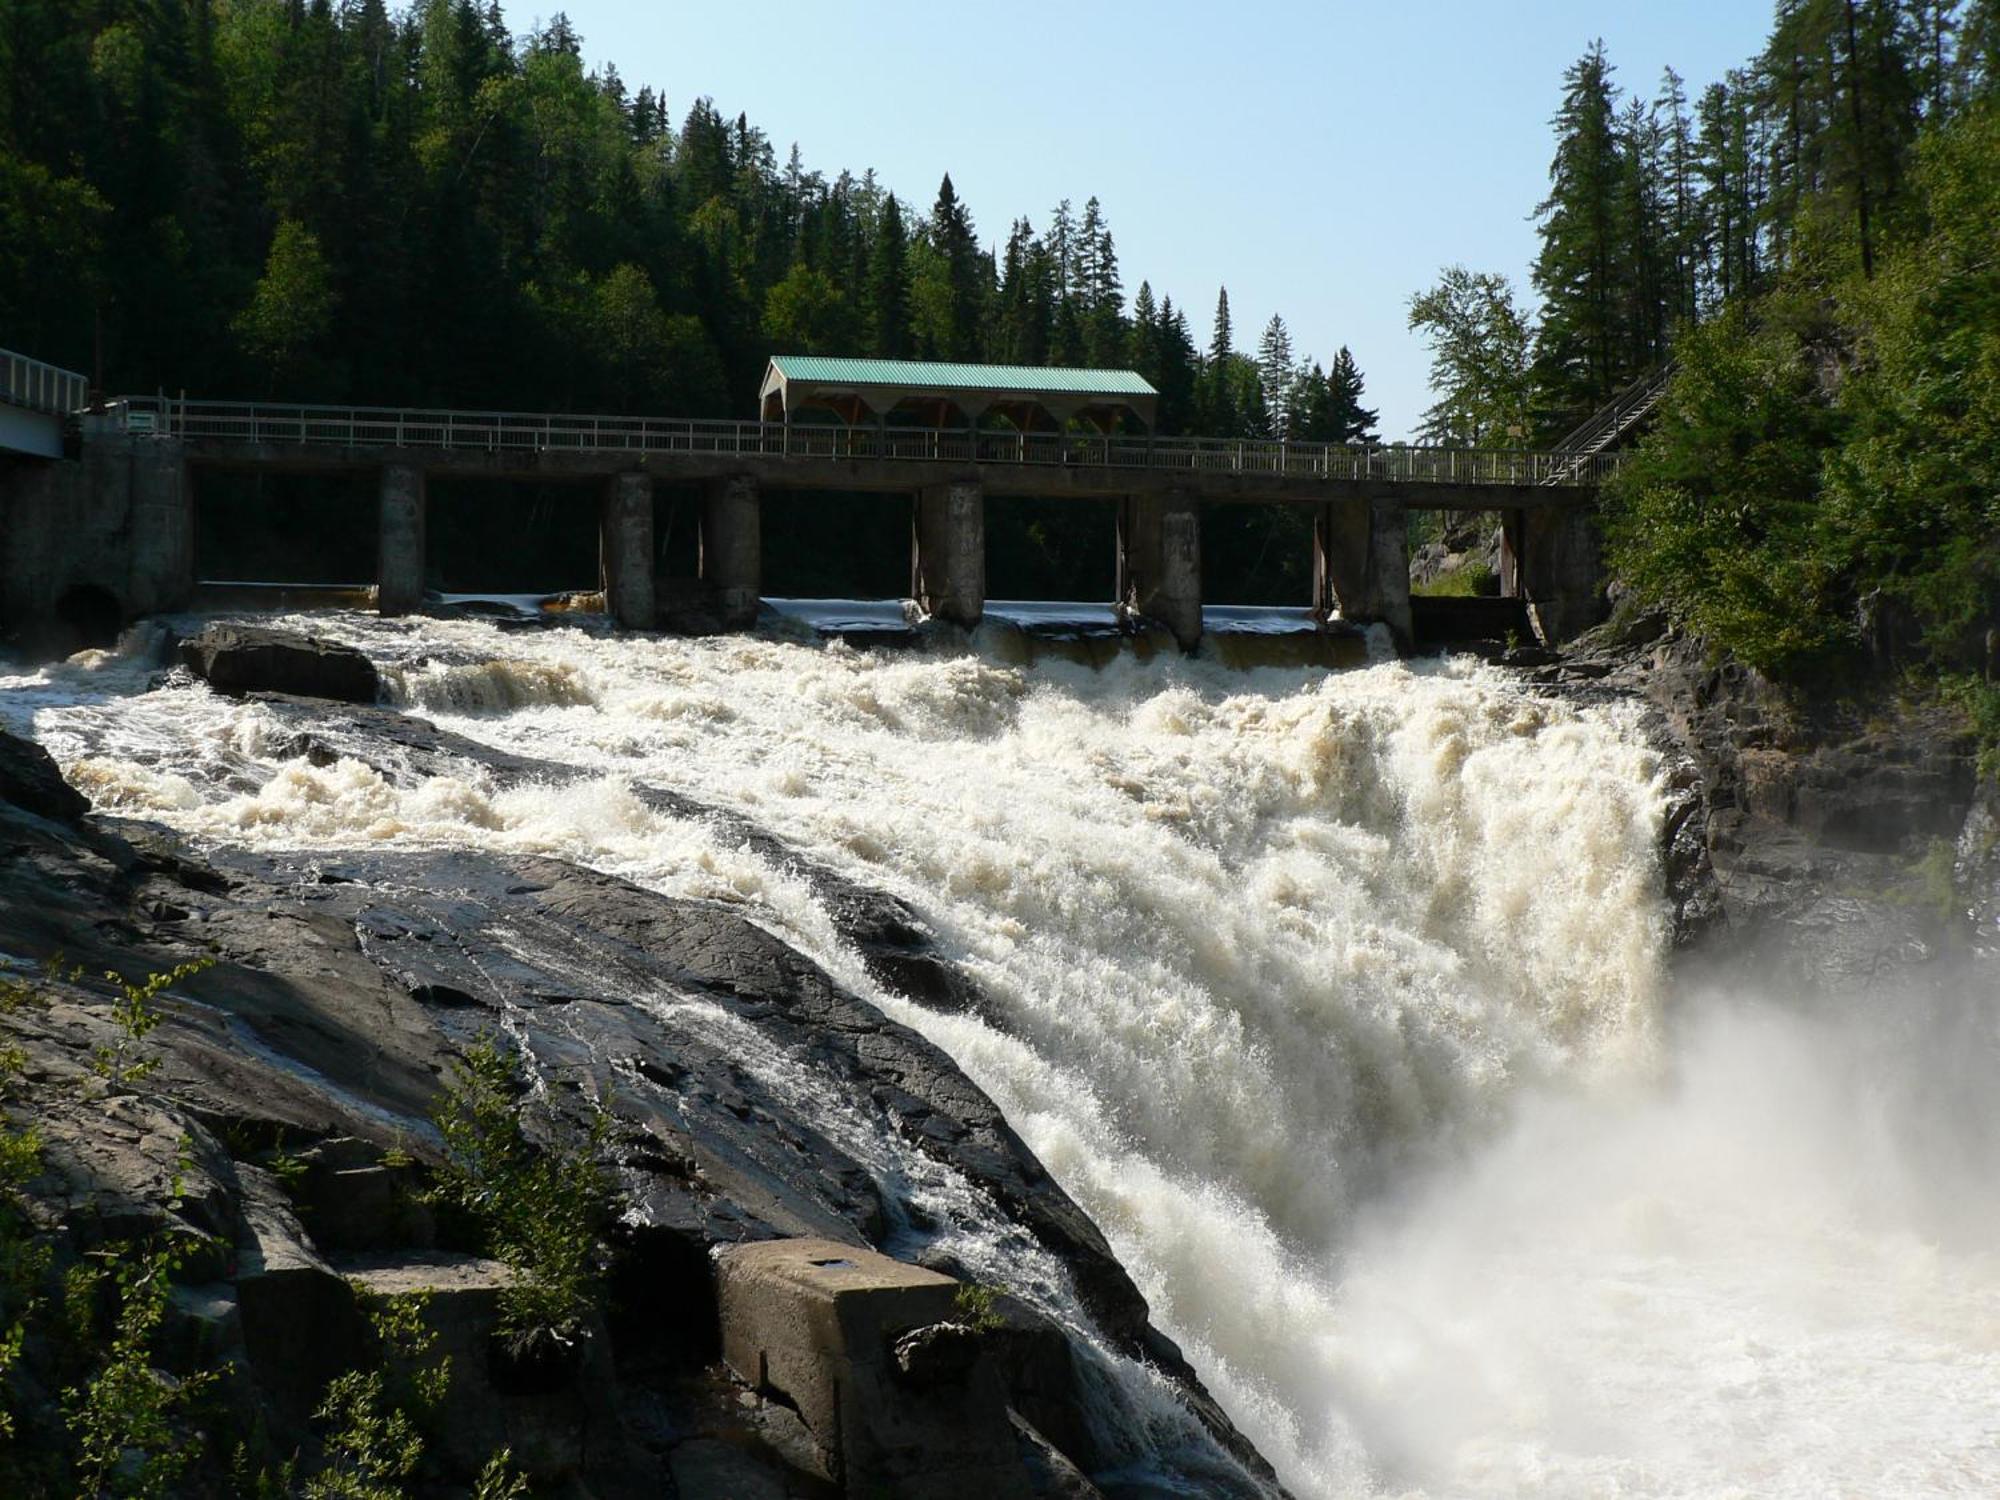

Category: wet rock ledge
[0, 692, 1280, 1498]
[1513, 607, 1994, 990]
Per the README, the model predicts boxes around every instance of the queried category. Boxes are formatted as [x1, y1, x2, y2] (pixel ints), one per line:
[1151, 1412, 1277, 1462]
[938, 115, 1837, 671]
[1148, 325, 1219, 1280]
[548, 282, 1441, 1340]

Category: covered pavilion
[758, 356, 1158, 434]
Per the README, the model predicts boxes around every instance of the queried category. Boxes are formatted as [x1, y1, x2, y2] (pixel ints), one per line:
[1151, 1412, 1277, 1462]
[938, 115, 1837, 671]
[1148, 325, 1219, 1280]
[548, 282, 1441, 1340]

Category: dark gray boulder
[0, 727, 88, 823]
[177, 624, 379, 703]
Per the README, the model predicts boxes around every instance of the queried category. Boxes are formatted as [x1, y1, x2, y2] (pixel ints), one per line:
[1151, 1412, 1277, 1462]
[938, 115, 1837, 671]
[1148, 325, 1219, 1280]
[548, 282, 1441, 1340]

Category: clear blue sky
[540, 1, 1774, 440]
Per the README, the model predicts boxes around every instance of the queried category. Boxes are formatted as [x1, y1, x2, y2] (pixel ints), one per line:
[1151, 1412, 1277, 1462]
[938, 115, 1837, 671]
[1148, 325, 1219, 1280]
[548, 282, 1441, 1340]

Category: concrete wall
[376, 465, 426, 616]
[0, 434, 193, 638]
[599, 472, 655, 629]
[911, 481, 985, 628]
[1118, 491, 1202, 650]
[0, 405, 63, 461]
[1511, 505, 1609, 645]
[1313, 496, 1412, 647]
[702, 474, 761, 628]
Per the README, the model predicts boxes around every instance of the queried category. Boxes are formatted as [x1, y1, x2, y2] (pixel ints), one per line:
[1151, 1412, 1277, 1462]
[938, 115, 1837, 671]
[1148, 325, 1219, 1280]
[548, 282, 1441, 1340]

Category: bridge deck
[114, 398, 1616, 508]
[3, 349, 89, 459]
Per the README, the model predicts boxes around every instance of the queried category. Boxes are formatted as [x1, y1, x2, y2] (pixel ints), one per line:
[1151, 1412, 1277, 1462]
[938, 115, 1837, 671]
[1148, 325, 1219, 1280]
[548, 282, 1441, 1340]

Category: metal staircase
[1543, 362, 1675, 484]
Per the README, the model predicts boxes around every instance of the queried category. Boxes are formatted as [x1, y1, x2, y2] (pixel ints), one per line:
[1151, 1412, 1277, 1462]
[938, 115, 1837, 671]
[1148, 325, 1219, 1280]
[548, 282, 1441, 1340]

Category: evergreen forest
[1412, 0, 2000, 708]
[0, 0, 1374, 448]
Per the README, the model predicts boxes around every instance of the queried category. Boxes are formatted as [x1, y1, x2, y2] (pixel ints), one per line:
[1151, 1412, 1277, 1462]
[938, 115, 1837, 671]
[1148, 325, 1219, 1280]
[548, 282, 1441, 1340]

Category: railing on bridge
[109, 396, 1624, 488]
[2, 349, 89, 418]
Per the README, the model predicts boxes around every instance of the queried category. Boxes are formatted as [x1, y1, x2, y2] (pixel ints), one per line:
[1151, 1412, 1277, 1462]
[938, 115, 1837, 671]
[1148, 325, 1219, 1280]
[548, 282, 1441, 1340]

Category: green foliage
[472, 1449, 533, 1500]
[952, 1281, 1005, 1335]
[1821, 101, 2000, 653]
[1412, 563, 1497, 599]
[1602, 302, 1849, 671]
[429, 1041, 609, 1352]
[63, 1240, 218, 1499]
[92, 958, 214, 1088]
[1942, 675, 2000, 780]
[1606, 97, 2000, 680]
[303, 1371, 422, 1500]
[0, 1010, 47, 1451]
[235, 220, 337, 389]
[1408, 267, 1535, 446]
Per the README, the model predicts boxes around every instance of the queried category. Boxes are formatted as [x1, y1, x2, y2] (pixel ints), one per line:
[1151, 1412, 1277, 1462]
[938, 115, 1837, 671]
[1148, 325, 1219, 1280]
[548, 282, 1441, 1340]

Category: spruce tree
[1129, 280, 1161, 388]
[1531, 40, 1631, 431]
[866, 192, 910, 356]
[927, 173, 981, 360]
[1255, 313, 1296, 437]
[1326, 346, 1380, 444]
[1202, 287, 1236, 433]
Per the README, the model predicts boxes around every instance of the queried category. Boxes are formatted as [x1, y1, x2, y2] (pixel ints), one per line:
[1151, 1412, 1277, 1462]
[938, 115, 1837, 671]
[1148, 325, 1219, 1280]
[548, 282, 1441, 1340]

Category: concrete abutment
[701, 474, 761, 628]
[911, 480, 985, 628]
[1118, 491, 1203, 650]
[599, 471, 655, 629]
[1313, 496, 1412, 647]
[376, 464, 426, 616]
[1, 434, 193, 638]
[1503, 506, 1609, 645]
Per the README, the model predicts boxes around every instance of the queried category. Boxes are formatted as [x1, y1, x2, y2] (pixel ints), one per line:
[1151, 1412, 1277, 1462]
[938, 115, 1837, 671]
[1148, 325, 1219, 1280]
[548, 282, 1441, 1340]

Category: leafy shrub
[429, 1041, 610, 1355]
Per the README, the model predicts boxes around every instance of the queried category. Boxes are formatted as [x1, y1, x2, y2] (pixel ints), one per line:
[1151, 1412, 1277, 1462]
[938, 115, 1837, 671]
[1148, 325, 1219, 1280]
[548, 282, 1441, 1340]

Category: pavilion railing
[3, 349, 89, 418]
[108, 397, 1624, 487]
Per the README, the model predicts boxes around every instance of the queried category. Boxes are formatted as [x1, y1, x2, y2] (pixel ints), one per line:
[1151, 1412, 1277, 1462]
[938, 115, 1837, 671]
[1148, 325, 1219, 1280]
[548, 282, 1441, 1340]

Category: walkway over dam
[2, 395, 1620, 653]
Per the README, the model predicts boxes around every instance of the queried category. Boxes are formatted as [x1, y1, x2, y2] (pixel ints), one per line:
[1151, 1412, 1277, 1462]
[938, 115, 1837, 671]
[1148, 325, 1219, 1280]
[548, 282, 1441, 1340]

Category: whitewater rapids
[8, 614, 1999, 1498]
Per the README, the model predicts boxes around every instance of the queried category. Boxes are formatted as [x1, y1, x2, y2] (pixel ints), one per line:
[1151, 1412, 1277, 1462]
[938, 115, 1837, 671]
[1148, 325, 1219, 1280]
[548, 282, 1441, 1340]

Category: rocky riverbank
[0, 625, 1280, 1498]
[1513, 605, 1995, 989]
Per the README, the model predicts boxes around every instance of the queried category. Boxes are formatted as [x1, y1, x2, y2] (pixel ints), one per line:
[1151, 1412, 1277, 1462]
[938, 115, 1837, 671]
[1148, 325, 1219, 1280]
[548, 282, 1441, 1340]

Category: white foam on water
[9, 611, 1999, 1497]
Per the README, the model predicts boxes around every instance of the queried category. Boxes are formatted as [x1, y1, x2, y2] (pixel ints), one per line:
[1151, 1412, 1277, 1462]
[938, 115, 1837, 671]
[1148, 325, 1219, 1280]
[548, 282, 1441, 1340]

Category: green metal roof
[767, 355, 1156, 398]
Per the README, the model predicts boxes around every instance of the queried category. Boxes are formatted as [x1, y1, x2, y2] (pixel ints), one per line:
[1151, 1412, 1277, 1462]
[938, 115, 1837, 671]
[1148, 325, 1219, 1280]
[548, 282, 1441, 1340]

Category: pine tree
[1201, 287, 1236, 433]
[1325, 346, 1379, 444]
[1080, 197, 1125, 366]
[1531, 40, 1632, 430]
[1255, 314, 1297, 436]
[926, 172, 980, 360]
[1657, 67, 1700, 328]
[1129, 279, 1161, 389]
[1153, 295, 1200, 435]
[866, 192, 909, 356]
[1291, 362, 1333, 442]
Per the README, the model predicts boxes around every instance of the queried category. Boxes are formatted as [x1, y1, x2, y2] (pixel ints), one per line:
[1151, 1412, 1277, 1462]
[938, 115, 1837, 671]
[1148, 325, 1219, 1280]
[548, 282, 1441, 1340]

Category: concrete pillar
[1514, 505, 1607, 645]
[377, 463, 426, 616]
[1499, 509, 1524, 599]
[911, 480, 985, 627]
[1118, 491, 1202, 651]
[701, 474, 761, 628]
[1313, 496, 1412, 649]
[126, 443, 194, 615]
[599, 471, 655, 630]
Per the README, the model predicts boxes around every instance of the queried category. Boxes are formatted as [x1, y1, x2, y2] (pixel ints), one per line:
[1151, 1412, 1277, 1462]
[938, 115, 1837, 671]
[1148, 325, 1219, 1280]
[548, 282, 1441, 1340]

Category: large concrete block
[716, 1237, 1030, 1499]
[377, 463, 426, 616]
[701, 474, 761, 628]
[600, 471, 656, 629]
[1118, 492, 1202, 651]
[1513, 504, 1608, 645]
[126, 443, 194, 615]
[912, 480, 985, 627]
[1314, 496, 1411, 649]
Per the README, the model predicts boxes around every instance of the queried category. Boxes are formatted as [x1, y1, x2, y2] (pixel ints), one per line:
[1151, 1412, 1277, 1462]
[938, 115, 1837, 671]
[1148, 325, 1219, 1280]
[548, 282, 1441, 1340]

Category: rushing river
[6, 610, 1999, 1498]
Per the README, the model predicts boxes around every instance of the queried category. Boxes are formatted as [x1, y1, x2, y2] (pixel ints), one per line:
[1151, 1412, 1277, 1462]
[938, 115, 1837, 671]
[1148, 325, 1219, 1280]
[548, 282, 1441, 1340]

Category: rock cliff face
[0, 702, 1276, 1499]
[1522, 608, 1990, 992]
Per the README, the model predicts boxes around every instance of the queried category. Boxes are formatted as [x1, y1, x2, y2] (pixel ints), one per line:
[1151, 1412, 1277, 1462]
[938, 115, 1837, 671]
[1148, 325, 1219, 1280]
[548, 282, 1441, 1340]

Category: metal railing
[2, 348, 89, 417]
[1548, 363, 1676, 462]
[109, 396, 1624, 488]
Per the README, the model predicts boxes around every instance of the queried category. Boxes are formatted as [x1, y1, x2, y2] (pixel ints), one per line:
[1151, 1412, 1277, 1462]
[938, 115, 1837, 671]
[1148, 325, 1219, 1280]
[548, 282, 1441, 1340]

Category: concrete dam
[1, 355, 1621, 655]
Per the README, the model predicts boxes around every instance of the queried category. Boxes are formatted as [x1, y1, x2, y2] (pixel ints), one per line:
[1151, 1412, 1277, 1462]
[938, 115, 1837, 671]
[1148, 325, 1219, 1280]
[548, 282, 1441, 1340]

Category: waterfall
[7, 612, 1997, 1498]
